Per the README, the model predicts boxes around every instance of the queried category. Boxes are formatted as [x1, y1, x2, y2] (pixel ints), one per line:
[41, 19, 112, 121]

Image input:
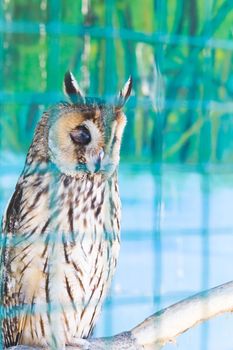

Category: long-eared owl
[0, 72, 132, 348]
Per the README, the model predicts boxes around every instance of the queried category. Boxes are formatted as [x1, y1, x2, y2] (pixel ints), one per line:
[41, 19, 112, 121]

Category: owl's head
[46, 72, 132, 177]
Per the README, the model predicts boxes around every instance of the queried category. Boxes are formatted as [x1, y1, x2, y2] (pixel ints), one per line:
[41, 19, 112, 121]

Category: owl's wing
[1, 183, 23, 276]
[2, 183, 23, 233]
[0, 184, 24, 347]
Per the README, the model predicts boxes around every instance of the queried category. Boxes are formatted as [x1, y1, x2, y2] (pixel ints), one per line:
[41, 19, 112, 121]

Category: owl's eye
[70, 125, 91, 145]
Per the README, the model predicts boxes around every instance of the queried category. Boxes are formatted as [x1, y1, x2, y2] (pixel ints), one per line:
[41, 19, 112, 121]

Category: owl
[0, 72, 132, 349]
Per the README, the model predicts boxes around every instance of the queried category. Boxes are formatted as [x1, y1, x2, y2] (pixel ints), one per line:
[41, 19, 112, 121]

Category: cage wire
[0, 0, 233, 349]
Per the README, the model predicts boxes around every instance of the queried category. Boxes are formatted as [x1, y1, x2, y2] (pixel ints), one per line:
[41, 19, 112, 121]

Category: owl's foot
[68, 338, 90, 349]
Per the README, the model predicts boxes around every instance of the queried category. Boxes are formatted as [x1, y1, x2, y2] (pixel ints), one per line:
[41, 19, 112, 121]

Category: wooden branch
[132, 280, 233, 349]
[8, 280, 233, 350]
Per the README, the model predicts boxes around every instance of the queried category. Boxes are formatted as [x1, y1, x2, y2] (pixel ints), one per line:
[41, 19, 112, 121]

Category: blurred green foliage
[0, 0, 233, 164]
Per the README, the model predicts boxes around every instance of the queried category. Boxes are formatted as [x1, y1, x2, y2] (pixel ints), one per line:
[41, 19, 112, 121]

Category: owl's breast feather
[3, 171, 121, 345]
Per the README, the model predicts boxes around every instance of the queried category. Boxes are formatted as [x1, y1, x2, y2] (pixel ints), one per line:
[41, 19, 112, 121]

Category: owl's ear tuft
[63, 71, 85, 104]
[116, 76, 133, 109]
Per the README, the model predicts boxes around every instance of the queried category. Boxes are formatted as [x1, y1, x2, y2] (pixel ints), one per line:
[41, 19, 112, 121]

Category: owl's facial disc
[48, 109, 127, 177]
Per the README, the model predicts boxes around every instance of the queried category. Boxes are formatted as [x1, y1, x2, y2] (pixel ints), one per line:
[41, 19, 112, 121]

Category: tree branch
[8, 280, 233, 350]
[132, 280, 233, 349]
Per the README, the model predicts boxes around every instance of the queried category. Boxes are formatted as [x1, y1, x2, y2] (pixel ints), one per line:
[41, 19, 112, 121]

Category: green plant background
[0, 0, 233, 164]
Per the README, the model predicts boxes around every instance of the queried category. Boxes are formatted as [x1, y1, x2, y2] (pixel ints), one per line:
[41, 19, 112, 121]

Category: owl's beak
[87, 149, 105, 173]
[94, 149, 104, 173]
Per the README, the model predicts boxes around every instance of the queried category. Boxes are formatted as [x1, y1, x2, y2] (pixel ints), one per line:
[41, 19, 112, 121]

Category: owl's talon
[69, 338, 90, 349]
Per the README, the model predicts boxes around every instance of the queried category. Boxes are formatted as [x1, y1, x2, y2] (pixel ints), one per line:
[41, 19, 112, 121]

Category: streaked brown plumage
[0, 72, 132, 349]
